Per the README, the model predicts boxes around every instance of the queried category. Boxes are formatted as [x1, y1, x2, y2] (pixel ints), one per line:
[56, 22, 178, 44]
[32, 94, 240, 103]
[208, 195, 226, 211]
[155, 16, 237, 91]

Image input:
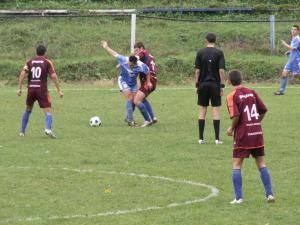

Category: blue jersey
[288, 35, 300, 61]
[284, 36, 300, 74]
[117, 54, 149, 87]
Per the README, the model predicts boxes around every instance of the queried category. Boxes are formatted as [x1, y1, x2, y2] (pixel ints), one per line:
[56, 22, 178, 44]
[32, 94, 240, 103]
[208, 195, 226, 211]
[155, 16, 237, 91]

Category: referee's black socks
[198, 119, 205, 140]
[213, 120, 220, 141]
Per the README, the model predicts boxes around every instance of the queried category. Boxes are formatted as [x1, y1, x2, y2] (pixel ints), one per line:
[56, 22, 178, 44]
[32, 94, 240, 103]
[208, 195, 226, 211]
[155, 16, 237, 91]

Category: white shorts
[118, 76, 137, 93]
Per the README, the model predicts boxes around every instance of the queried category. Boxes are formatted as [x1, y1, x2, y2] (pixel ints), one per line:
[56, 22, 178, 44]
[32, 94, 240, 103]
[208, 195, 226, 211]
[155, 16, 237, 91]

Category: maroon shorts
[233, 147, 265, 158]
[139, 78, 157, 96]
[26, 88, 51, 108]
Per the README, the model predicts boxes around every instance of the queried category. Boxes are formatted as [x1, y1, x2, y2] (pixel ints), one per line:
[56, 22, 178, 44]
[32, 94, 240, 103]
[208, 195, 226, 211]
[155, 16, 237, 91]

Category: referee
[195, 32, 225, 145]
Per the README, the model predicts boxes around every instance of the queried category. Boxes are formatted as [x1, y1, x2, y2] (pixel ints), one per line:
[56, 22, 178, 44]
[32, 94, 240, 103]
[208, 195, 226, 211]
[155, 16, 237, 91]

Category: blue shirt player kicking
[275, 25, 300, 95]
[101, 40, 152, 126]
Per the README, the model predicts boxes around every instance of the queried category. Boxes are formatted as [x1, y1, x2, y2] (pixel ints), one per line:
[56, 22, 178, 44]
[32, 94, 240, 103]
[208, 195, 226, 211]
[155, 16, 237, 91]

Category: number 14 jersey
[226, 87, 268, 150]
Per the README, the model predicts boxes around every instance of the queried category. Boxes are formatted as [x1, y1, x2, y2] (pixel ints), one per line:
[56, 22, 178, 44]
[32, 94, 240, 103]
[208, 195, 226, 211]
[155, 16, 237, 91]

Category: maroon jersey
[136, 49, 157, 84]
[227, 87, 268, 150]
[24, 56, 55, 91]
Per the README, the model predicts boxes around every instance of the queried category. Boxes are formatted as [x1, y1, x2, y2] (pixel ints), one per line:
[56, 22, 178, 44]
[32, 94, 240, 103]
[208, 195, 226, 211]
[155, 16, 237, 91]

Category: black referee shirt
[194, 47, 225, 83]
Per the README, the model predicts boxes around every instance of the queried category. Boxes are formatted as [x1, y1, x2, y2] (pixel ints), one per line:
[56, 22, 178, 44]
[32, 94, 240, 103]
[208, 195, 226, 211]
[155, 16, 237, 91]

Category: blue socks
[232, 167, 273, 200]
[259, 167, 273, 197]
[20, 110, 31, 133]
[45, 112, 53, 130]
[279, 76, 288, 92]
[126, 100, 134, 122]
[143, 98, 155, 119]
[20, 110, 54, 133]
[138, 102, 151, 122]
[232, 169, 243, 200]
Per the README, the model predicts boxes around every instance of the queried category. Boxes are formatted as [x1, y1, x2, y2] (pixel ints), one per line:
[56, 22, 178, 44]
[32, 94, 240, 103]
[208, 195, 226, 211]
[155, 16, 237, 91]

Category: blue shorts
[284, 58, 300, 75]
[118, 76, 137, 93]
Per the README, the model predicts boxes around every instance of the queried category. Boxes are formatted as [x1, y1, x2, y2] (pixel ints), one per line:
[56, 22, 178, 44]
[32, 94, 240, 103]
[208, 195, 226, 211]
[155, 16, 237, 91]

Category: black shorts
[197, 82, 221, 107]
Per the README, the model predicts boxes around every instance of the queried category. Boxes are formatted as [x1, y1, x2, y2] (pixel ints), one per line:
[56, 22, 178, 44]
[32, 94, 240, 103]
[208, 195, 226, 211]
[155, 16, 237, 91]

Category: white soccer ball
[90, 116, 101, 127]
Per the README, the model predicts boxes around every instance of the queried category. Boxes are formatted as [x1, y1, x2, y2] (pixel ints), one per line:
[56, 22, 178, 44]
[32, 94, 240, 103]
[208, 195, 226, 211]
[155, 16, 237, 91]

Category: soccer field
[0, 84, 299, 225]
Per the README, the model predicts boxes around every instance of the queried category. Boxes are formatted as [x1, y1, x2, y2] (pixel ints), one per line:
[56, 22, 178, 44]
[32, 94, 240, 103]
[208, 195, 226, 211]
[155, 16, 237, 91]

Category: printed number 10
[31, 66, 42, 79]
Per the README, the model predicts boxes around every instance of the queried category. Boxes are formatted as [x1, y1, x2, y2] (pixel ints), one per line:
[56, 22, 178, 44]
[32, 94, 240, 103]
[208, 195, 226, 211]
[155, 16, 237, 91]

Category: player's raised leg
[255, 156, 275, 202]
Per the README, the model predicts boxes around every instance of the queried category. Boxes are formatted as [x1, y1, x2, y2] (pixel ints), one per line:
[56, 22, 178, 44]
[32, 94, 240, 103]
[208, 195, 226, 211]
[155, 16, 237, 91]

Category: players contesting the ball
[133, 42, 158, 124]
[101, 40, 153, 127]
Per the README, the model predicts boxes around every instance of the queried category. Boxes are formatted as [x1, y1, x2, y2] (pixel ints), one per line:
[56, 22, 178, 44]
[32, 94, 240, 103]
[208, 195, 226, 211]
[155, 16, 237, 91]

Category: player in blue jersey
[101, 40, 153, 127]
[275, 25, 300, 95]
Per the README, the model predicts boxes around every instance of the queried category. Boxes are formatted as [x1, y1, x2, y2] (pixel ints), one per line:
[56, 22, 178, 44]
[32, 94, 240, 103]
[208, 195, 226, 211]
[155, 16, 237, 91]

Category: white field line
[0, 166, 219, 224]
[1, 86, 300, 93]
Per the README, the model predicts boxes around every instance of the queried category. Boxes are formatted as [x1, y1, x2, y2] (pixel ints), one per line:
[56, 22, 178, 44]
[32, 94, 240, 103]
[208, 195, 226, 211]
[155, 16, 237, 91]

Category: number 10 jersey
[23, 56, 56, 91]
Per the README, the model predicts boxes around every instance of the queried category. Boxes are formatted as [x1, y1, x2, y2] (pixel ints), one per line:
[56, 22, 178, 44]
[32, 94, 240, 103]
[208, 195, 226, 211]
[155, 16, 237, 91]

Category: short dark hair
[36, 45, 47, 56]
[134, 42, 145, 49]
[129, 55, 138, 64]
[292, 24, 299, 30]
[206, 32, 216, 43]
[228, 70, 243, 86]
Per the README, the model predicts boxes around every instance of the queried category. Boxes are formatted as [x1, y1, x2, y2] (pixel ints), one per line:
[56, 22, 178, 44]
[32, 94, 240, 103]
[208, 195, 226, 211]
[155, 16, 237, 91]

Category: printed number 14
[244, 104, 259, 121]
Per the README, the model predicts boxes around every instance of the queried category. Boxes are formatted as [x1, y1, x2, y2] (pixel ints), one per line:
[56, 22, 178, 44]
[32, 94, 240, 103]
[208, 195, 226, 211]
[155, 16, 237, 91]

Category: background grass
[0, 0, 298, 10]
[0, 84, 299, 225]
[1, 2, 300, 224]
[0, 15, 297, 83]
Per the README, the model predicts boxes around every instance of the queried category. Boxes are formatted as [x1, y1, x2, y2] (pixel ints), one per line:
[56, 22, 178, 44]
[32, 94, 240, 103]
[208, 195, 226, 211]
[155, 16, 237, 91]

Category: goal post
[0, 9, 137, 53]
[89, 9, 136, 53]
[130, 13, 136, 53]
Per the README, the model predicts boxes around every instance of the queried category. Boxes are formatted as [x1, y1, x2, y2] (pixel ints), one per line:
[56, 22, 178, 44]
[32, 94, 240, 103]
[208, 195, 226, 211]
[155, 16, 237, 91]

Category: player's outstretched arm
[101, 41, 118, 57]
[17, 69, 27, 96]
[50, 73, 63, 98]
[281, 40, 293, 51]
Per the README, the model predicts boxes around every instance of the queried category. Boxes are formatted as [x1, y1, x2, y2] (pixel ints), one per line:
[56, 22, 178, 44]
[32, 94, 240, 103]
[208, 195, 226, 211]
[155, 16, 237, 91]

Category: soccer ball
[90, 116, 101, 127]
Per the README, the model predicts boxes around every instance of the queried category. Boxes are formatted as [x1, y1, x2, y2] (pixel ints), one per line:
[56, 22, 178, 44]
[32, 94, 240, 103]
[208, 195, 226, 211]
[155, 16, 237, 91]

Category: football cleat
[128, 121, 138, 127]
[140, 120, 152, 128]
[45, 129, 57, 139]
[230, 198, 243, 204]
[19, 132, 25, 137]
[266, 195, 275, 203]
[198, 139, 205, 144]
[215, 140, 223, 145]
[274, 90, 284, 95]
[152, 117, 158, 124]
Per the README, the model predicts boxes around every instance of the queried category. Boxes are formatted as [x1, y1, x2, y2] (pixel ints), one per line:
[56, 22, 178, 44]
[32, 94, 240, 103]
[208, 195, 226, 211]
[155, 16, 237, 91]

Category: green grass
[0, 15, 293, 83]
[0, 0, 297, 10]
[0, 84, 300, 225]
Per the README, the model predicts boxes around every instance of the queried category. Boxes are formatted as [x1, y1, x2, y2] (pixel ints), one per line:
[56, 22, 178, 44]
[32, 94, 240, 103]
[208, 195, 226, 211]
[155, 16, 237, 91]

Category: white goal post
[89, 9, 136, 53]
[0, 9, 137, 53]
